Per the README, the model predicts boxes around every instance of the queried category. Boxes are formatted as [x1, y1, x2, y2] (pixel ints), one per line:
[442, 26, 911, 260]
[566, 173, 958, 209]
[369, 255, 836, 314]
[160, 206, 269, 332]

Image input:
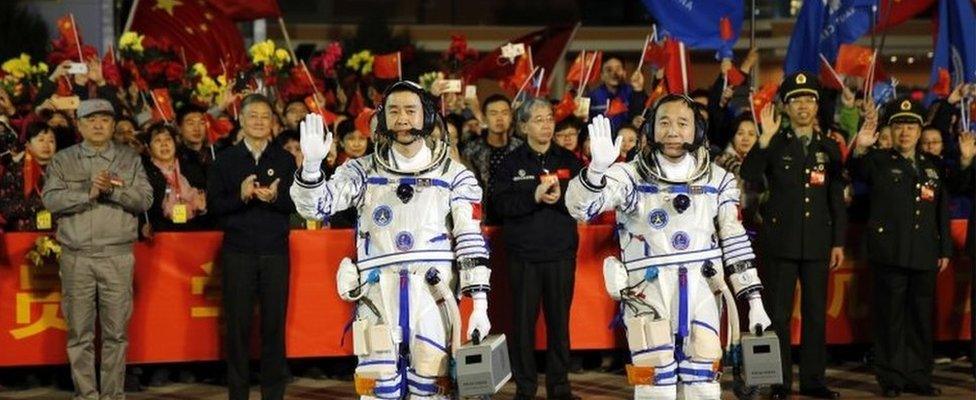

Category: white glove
[300, 113, 333, 181]
[747, 296, 772, 334]
[336, 257, 360, 302]
[466, 292, 491, 341]
[586, 115, 622, 184]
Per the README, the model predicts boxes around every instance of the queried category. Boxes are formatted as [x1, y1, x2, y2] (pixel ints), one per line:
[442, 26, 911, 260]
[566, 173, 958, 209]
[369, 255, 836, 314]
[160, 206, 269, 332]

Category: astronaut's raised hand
[299, 112, 333, 181]
[466, 292, 491, 341]
[747, 295, 773, 334]
[586, 115, 622, 184]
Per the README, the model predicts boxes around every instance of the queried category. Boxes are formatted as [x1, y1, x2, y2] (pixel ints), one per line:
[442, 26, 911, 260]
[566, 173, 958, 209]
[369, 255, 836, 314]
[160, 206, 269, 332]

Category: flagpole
[636, 34, 651, 72]
[536, 68, 545, 97]
[123, 0, 140, 33]
[397, 51, 403, 81]
[578, 51, 598, 98]
[679, 41, 688, 95]
[819, 53, 844, 88]
[513, 66, 541, 105]
[277, 17, 298, 63]
[69, 13, 84, 62]
[749, 0, 756, 48]
[870, 3, 877, 49]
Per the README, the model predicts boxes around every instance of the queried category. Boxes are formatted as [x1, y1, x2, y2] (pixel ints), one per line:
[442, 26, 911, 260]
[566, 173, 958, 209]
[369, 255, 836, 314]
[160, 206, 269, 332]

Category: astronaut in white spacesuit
[565, 94, 772, 400]
[290, 81, 492, 399]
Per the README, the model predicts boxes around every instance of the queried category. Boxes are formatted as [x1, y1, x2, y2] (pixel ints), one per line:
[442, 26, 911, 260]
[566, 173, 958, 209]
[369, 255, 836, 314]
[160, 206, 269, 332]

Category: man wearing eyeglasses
[740, 73, 846, 399]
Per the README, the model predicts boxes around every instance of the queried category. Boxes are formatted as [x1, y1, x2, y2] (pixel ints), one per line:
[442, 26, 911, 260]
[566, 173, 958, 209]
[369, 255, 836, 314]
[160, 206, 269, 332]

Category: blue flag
[641, 0, 743, 59]
[929, 0, 976, 97]
[784, 0, 876, 75]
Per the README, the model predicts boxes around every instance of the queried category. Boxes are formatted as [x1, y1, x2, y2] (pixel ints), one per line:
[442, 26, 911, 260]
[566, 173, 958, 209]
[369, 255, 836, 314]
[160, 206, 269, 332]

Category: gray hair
[515, 97, 552, 127]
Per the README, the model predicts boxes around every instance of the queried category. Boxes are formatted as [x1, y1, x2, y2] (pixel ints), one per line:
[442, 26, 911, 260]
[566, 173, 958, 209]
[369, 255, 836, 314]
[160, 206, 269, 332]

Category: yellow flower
[119, 31, 145, 53]
[33, 62, 49, 75]
[345, 50, 374, 76]
[2, 54, 32, 79]
[192, 62, 208, 77]
[274, 49, 291, 65]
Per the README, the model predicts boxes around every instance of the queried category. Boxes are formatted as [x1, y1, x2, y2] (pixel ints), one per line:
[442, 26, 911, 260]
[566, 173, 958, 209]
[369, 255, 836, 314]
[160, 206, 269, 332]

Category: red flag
[462, 25, 576, 84]
[566, 51, 602, 87]
[205, 113, 233, 143]
[553, 92, 577, 123]
[719, 16, 735, 41]
[373, 52, 401, 80]
[751, 83, 779, 125]
[151, 88, 175, 122]
[303, 96, 338, 125]
[208, 0, 281, 21]
[874, 0, 936, 32]
[663, 38, 692, 94]
[643, 41, 668, 69]
[347, 88, 367, 117]
[500, 54, 534, 95]
[932, 67, 951, 97]
[835, 44, 874, 78]
[355, 108, 375, 138]
[56, 15, 81, 48]
[606, 98, 628, 117]
[645, 81, 668, 109]
[130, 0, 247, 73]
[726, 67, 746, 87]
[102, 47, 123, 87]
[818, 55, 844, 90]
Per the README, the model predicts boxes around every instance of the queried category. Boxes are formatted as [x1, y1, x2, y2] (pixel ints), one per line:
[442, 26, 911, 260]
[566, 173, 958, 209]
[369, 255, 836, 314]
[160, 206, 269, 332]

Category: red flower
[310, 41, 343, 78]
[164, 61, 184, 83]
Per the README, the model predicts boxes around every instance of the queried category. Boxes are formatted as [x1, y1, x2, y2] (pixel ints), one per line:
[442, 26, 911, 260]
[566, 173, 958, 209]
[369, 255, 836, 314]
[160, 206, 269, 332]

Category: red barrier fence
[0, 222, 971, 366]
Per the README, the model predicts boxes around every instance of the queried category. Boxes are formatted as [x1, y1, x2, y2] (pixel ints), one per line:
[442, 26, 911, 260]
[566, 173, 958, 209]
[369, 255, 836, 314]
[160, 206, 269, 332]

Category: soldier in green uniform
[849, 98, 951, 398]
[740, 72, 845, 400]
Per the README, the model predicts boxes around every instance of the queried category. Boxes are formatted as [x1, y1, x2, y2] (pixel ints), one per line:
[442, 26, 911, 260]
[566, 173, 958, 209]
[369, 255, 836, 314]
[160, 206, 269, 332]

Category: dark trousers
[761, 257, 828, 391]
[509, 257, 576, 399]
[871, 263, 936, 390]
[221, 250, 290, 400]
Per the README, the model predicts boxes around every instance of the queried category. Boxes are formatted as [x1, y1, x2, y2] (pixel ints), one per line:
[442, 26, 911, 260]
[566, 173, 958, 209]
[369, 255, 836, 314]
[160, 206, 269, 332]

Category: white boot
[679, 381, 720, 400]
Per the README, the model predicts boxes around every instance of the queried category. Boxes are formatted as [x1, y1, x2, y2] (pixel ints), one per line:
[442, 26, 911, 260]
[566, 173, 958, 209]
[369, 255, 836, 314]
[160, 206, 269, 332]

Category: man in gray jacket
[42, 98, 152, 400]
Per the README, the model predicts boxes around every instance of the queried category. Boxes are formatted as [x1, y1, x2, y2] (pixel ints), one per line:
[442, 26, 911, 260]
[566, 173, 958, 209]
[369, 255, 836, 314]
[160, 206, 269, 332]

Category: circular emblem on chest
[372, 205, 393, 226]
[267, 168, 275, 177]
[671, 231, 691, 250]
[648, 208, 669, 229]
[395, 231, 414, 251]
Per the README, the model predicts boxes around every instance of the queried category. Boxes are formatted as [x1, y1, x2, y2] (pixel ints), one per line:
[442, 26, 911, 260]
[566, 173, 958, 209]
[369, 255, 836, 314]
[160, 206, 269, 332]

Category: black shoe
[904, 385, 941, 397]
[770, 385, 790, 399]
[799, 386, 840, 399]
[881, 387, 901, 398]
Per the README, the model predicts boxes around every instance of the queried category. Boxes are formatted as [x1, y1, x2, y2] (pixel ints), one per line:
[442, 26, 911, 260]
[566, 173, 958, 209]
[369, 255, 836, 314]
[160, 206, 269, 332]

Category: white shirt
[657, 152, 694, 181]
[390, 144, 432, 173]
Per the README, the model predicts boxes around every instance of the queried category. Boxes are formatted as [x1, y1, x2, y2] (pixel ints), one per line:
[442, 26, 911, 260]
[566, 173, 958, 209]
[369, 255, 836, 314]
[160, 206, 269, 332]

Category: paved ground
[0, 360, 973, 399]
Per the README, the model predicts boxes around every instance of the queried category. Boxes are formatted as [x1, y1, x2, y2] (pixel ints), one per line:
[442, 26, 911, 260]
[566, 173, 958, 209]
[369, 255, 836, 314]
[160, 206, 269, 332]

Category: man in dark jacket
[207, 94, 296, 400]
[491, 98, 583, 400]
[740, 73, 846, 399]
[850, 98, 951, 398]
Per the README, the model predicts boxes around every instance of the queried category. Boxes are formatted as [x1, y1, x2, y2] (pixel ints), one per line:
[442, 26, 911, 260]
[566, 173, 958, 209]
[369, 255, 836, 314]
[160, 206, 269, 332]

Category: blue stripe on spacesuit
[367, 176, 451, 189]
[631, 344, 674, 356]
[415, 334, 448, 353]
[634, 184, 719, 194]
[398, 269, 410, 396]
[678, 266, 689, 339]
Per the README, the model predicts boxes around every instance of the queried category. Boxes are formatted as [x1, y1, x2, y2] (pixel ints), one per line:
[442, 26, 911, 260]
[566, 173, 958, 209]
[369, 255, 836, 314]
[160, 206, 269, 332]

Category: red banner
[0, 223, 971, 366]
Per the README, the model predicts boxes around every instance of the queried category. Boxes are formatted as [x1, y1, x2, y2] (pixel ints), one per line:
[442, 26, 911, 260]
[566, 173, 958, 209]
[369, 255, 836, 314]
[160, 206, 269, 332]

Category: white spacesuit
[566, 96, 772, 400]
[290, 82, 492, 399]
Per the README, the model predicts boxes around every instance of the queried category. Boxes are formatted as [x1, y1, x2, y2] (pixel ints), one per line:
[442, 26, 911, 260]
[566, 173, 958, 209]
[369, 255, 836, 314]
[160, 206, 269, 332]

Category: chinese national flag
[346, 88, 367, 117]
[57, 15, 81, 48]
[835, 44, 874, 78]
[303, 96, 338, 125]
[606, 98, 628, 117]
[645, 80, 668, 109]
[566, 51, 602, 87]
[751, 82, 779, 125]
[208, 0, 281, 21]
[462, 25, 576, 84]
[663, 38, 692, 94]
[719, 16, 735, 41]
[130, 0, 247, 73]
[553, 92, 576, 123]
[373, 52, 401, 80]
[874, 0, 936, 32]
[354, 108, 375, 138]
[643, 41, 668, 69]
[500, 54, 533, 95]
[726, 67, 746, 87]
[151, 88, 175, 122]
[205, 113, 233, 143]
